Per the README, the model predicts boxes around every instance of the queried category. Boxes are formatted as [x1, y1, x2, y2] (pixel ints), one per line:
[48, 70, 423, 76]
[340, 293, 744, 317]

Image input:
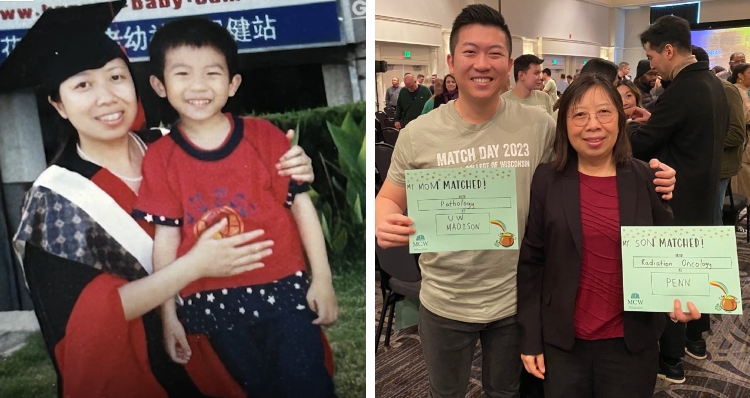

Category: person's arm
[394, 91, 404, 129]
[421, 98, 434, 115]
[518, 165, 549, 380]
[375, 179, 414, 248]
[724, 84, 747, 150]
[376, 126, 416, 247]
[546, 94, 555, 115]
[152, 225, 190, 363]
[290, 193, 338, 325]
[629, 87, 687, 161]
[117, 221, 272, 321]
[542, 80, 552, 94]
[648, 159, 676, 201]
[740, 91, 750, 125]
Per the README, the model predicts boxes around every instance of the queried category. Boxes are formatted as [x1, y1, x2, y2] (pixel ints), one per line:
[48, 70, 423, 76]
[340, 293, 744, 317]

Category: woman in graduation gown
[12, 28, 317, 398]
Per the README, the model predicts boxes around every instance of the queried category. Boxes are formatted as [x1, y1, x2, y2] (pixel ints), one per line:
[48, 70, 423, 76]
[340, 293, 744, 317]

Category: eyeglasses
[568, 108, 616, 127]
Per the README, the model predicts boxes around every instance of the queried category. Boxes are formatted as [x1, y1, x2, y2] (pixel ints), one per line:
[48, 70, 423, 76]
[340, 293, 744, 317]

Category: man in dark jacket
[693, 46, 747, 226]
[630, 16, 729, 385]
[394, 73, 432, 129]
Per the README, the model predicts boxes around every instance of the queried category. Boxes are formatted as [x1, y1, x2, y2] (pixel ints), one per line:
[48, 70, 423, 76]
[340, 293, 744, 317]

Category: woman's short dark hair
[616, 79, 643, 108]
[552, 73, 632, 171]
[729, 63, 750, 84]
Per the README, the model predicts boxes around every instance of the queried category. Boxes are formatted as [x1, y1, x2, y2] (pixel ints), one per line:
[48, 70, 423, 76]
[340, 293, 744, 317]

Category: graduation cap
[0, 0, 127, 93]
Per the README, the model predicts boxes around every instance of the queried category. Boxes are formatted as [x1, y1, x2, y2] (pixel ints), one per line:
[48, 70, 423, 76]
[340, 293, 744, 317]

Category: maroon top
[574, 173, 625, 340]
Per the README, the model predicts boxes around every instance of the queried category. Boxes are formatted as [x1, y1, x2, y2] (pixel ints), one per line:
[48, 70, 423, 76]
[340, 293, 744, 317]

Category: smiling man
[376, 6, 555, 397]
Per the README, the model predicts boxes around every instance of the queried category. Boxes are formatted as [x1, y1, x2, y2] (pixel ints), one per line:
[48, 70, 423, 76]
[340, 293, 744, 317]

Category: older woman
[517, 74, 700, 398]
[12, 29, 315, 397]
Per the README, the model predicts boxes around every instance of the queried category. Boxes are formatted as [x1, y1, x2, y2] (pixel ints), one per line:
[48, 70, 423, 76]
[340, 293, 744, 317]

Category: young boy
[132, 17, 337, 397]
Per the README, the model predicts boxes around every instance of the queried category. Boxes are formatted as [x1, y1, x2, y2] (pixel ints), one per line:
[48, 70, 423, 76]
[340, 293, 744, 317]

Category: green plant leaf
[320, 212, 331, 244]
[357, 135, 366, 179]
[332, 227, 348, 252]
[308, 186, 319, 204]
[327, 112, 365, 182]
[291, 121, 300, 147]
[352, 194, 363, 224]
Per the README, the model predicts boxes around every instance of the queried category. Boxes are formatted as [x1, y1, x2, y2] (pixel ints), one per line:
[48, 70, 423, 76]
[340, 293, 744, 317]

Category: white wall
[501, 0, 611, 49]
[621, 6, 651, 81]
[375, 0, 465, 29]
[700, 0, 750, 23]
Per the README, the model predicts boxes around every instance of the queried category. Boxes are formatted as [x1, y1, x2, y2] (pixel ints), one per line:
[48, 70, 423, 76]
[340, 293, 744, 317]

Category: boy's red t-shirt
[133, 113, 306, 297]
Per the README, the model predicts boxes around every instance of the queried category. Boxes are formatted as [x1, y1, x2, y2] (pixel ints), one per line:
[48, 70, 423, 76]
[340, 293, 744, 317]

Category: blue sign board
[0, 1, 342, 64]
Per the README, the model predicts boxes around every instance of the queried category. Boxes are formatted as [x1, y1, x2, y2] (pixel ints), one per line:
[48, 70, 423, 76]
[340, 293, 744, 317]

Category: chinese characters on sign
[1, 33, 21, 57]
[99, 13, 277, 55]
[0, 1, 341, 64]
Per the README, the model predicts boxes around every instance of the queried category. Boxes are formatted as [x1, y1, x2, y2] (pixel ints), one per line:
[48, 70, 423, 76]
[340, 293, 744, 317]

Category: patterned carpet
[375, 238, 750, 398]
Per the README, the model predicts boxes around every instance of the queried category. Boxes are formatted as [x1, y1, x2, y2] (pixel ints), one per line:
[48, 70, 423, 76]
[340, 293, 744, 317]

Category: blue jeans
[715, 178, 730, 226]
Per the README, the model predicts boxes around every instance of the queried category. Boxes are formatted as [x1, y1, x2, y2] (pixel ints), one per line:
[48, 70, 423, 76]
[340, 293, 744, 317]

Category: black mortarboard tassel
[0, 0, 126, 94]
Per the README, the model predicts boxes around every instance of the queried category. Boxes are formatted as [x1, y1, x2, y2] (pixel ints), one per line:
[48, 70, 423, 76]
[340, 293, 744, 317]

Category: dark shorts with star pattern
[178, 271, 336, 397]
[178, 271, 310, 334]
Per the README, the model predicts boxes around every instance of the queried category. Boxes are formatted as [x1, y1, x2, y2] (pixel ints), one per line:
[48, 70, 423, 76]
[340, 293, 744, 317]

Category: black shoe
[685, 338, 707, 360]
[657, 358, 686, 384]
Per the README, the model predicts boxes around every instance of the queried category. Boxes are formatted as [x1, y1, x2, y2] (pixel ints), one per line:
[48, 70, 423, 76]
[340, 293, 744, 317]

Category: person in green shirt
[421, 77, 444, 114]
[394, 72, 432, 129]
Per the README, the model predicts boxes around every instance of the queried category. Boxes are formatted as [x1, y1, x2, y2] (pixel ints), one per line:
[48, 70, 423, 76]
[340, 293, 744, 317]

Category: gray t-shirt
[388, 100, 556, 323]
[501, 89, 555, 115]
[543, 79, 558, 103]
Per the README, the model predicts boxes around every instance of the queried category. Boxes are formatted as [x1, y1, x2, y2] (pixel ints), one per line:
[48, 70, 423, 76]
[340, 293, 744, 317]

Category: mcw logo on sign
[628, 292, 643, 306]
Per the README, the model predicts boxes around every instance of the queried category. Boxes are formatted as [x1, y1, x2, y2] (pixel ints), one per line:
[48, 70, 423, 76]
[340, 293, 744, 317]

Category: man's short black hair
[417, 73, 425, 79]
[580, 58, 619, 84]
[566, 75, 572, 79]
[542, 68, 552, 76]
[692, 45, 709, 63]
[560, 73, 566, 79]
[513, 54, 544, 81]
[639, 15, 691, 54]
[149, 17, 239, 82]
[449, 4, 512, 57]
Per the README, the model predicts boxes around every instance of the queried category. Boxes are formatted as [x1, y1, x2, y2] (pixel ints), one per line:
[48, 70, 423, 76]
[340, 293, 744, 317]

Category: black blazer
[517, 158, 673, 356]
[629, 61, 728, 226]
